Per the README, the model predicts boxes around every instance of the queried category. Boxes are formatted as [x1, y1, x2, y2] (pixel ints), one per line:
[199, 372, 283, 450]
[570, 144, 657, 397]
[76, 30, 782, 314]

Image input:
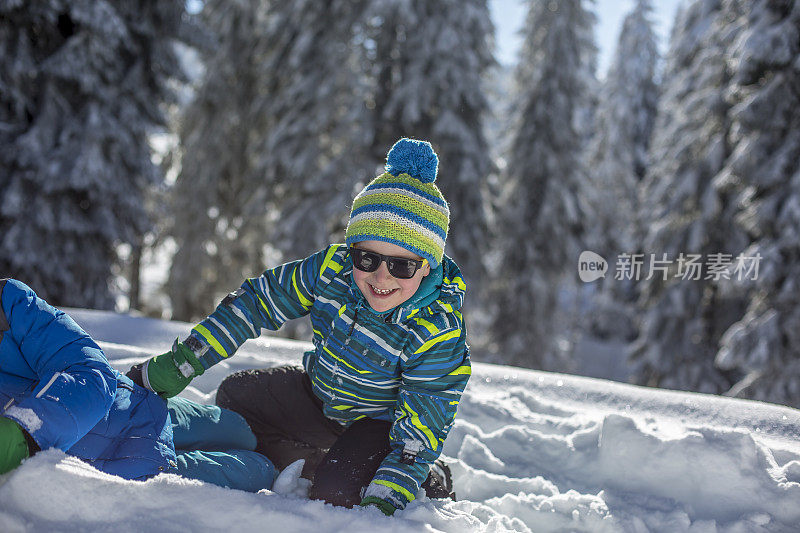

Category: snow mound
[272, 459, 311, 498]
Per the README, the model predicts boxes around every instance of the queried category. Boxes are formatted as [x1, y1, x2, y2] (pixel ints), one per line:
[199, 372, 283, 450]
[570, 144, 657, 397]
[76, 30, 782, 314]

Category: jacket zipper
[348, 302, 361, 336]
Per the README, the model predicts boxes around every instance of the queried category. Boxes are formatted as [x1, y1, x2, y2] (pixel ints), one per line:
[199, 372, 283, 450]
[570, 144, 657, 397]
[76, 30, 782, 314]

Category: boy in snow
[0, 278, 275, 492]
[129, 138, 470, 515]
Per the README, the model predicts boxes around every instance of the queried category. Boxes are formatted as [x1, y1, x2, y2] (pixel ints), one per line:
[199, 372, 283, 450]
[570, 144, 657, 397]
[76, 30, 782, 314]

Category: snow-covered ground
[1, 309, 799, 533]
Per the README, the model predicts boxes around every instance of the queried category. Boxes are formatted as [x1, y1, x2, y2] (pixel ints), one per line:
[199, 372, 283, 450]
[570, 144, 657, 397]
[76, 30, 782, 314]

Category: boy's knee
[215, 370, 251, 409]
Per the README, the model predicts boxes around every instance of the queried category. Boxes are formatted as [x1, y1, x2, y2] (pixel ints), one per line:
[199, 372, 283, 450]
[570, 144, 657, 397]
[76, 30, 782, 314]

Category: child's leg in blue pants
[167, 397, 276, 492]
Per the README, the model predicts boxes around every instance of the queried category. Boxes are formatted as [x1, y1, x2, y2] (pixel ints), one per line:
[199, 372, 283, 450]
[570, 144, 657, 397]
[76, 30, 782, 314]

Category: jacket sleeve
[188, 246, 333, 368]
[363, 318, 471, 510]
[1, 280, 117, 452]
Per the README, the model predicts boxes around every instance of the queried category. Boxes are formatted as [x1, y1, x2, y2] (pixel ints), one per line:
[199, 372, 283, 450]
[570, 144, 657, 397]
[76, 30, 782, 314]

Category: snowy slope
[1, 309, 799, 533]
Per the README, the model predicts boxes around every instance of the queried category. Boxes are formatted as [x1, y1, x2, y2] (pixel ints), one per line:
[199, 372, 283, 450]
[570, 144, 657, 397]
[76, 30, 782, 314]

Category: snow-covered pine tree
[586, 0, 658, 259]
[252, 0, 373, 260]
[489, 0, 596, 369]
[585, 0, 659, 341]
[714, 0, 800, 407]
[167, 0, 268, 321]
[630, 0, 750, 393]
[363, 0, 495, 306]
[168, 0, 371, 324]
[0, 0, 186, 308]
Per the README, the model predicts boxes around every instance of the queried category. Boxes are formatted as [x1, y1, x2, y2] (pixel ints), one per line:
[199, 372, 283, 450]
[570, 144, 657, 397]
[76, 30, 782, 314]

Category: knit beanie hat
[345, 138, 450, 269]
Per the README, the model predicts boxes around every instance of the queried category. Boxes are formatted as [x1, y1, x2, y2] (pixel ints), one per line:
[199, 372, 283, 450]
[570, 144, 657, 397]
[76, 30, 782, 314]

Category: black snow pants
[215, 366, 452, 507]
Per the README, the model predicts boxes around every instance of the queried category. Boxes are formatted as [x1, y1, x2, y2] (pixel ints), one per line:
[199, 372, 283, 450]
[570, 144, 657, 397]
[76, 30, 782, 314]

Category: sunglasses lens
[387, 259, 417, 279]
[352, 249, 380, 272]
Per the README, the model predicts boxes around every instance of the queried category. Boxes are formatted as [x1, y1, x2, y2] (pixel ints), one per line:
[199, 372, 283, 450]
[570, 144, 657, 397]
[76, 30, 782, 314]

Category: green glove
[359, 496, 397, 516]
[143, 338, 205, 398]
[0, 417, 30, 475]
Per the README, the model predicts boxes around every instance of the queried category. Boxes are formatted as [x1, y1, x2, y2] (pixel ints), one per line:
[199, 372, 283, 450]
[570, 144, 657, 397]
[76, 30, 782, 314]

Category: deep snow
[1, 309, 798, 532]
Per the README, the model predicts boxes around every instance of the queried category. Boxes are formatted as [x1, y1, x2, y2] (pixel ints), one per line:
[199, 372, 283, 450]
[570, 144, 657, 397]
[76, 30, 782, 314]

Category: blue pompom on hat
[385, 138, 439, 184]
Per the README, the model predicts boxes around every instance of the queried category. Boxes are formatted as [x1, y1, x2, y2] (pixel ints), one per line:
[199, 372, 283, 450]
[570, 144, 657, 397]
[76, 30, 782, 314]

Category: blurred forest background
[1, 0, 799, 407]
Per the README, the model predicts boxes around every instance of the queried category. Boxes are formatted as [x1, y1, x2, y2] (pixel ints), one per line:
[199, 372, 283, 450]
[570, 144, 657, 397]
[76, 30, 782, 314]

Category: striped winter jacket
[188, 244, 471, 509]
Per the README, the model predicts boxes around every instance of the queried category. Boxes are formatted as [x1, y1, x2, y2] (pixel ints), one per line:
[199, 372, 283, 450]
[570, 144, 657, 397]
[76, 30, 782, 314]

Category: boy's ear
[422, 261, 431, 277]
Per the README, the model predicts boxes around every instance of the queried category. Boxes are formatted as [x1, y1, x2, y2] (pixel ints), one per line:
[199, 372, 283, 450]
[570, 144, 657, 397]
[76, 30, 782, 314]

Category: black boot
[422, 459, 455, 501]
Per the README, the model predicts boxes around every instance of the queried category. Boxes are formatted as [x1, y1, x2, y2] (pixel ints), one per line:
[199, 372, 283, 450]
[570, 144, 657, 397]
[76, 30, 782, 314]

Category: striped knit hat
[345, 138, 450, 269]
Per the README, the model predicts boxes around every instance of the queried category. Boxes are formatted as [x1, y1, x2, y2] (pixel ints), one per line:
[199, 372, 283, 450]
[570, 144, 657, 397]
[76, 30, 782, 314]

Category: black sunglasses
[350, 248, 426, 279]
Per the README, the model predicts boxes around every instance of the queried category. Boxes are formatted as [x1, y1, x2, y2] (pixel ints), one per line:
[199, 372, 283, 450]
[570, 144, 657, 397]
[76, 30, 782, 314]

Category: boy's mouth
[369, 284, 398, 297]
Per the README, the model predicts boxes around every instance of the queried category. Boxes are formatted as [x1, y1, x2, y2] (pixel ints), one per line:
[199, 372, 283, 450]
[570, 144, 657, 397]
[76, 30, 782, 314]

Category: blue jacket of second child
[0, 279, 175, 480]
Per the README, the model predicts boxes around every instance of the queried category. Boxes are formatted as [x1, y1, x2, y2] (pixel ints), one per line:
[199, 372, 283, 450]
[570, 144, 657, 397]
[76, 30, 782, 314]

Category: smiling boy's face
[352, 240, 431, 313]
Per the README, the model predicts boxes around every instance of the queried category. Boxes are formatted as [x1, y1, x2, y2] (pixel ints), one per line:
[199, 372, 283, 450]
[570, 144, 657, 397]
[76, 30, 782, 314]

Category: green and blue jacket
[188, 244, 470, 509]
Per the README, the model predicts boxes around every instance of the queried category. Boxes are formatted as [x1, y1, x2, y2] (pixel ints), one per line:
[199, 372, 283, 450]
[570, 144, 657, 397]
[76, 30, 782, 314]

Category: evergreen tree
[714, 0, 800, 407]
[631, 0, 749, 393]
[586, 0, 658, 257]
[364, 0, 495, 305]
[0, 0, 187, 308]
[585, 0, 659, 341]
[167, 0, 268, 321]
[489, 0, 596, 369]
[253, 0, 372, 259]
[168, 0, 371, 322]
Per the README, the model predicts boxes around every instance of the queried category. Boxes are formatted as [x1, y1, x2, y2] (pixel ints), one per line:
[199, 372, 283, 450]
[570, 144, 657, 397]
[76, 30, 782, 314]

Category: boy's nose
[375, 262, 392, 281]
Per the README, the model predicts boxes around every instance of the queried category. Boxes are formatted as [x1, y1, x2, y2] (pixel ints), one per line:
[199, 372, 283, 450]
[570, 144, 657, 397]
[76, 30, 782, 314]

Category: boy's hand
[0, 417, 30, 475]
[359, 496, 397, 516]
[129, 339, 205, 398]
